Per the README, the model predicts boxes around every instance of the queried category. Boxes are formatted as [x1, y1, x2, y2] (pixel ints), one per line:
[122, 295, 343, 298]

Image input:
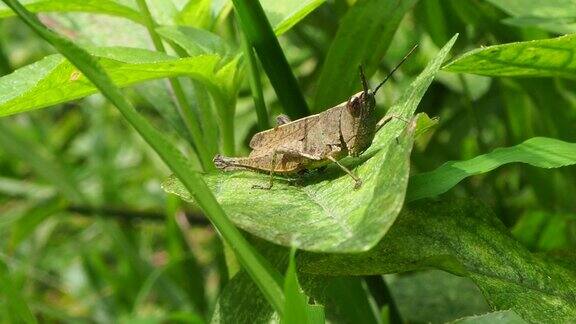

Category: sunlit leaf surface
[0, 48, 223, 117]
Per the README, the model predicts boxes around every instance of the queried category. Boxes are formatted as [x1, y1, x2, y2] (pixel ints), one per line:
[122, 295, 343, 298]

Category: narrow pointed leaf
[407, 137, 576, 201]
[444, 34, 576, 78]
[0, 0, 144, 23]
[163, 35, 458, 252]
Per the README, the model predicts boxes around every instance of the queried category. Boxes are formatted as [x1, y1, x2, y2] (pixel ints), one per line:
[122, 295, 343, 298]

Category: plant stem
[2, 0, 285, 315]
[240, 28, 270, 130]
[232, 0, 310, 118]
[135, 0, 214, 171]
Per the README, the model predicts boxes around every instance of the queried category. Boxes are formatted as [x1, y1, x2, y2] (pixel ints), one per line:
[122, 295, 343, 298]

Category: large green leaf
[0, 47, 223, 117]
[0, 0, 143, 23]
[407, 137, 576, 201]
[163, 35, 458, 253]
[313, 0, 418, 111]
[299, 199, 576, 323]
[483, 0, 576, 34]
[444, 34, 576, 78]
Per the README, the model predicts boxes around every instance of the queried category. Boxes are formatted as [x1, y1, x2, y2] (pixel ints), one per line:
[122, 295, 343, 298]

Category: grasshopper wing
[249, 114, 321, 152]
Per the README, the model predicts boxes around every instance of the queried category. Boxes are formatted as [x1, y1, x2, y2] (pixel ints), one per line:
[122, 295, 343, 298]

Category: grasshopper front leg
[326, 155, 362, 189]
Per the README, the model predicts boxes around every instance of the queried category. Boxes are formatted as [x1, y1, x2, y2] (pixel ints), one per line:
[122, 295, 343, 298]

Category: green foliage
[483, 0, 576, 33]
[0, 0, 144, 23]
[299, 199, 576, 322]
[0, 49, 223, 117]
[0, 0, 576, 322]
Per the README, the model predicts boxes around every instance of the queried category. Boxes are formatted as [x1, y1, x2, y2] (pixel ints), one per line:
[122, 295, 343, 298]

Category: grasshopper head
[341, 45, 418, 157]
[341, 90, 377, 157]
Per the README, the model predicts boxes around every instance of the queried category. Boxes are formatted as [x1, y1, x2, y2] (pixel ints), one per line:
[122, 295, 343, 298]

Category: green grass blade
[282, 249, 325, 324]
[444, 34, 576, 78]
[1, 0, 285, 315]
[407, 137, 576, 202]
[313, 0, 418, 111]
[0, 0, 144, 23]
[240, 30, 270, 130]
[0, 260, 37, 323]
[232, 0, 309, 118]
[163, 35, 458, 253]
[299, 199, 576, 323]
[212, 241, 377, 323]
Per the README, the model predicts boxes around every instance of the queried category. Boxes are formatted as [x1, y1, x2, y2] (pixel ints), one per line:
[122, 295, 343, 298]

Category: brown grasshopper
[214, 45, 418, 189]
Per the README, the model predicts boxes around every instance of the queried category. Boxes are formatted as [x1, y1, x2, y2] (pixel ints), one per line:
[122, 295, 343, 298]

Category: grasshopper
[214, 45, 418, 189]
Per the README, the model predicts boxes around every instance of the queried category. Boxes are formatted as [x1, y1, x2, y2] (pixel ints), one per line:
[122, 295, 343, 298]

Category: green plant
[0, 0, 575, 323]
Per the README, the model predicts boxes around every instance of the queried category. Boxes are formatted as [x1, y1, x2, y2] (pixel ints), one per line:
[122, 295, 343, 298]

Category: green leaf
[444, 34, 576, 78]
[156, 25, 229, 56]
[299, 199, 576, 323]
[162, 35, 458, 252]
[177, 0, 213, 29]
[313, 0, 418, 111]
[0, 0, 143, 23]
[282, 249, 325, 324]
[387, 270, 489, 323]
[450, 311, 527, 324]
[483, 0, 576, 34]
[260, 0, 326, 36]
[0, 47, 222, 117]
[407, 137, 576, 202]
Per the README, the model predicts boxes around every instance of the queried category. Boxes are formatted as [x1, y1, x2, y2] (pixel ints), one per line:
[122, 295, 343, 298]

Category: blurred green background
[0, 0, 575, 322]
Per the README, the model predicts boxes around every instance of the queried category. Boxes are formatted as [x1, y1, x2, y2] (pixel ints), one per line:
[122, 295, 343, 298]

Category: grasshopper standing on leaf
[214, 45, 418, 190]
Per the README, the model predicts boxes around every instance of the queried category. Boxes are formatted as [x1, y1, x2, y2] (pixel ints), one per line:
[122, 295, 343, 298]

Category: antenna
[359, 65, 370, 93]
[373, 44, 419, 95]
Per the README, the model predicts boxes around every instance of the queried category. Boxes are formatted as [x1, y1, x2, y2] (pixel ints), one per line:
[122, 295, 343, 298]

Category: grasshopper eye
[347, 95, 362, 116]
